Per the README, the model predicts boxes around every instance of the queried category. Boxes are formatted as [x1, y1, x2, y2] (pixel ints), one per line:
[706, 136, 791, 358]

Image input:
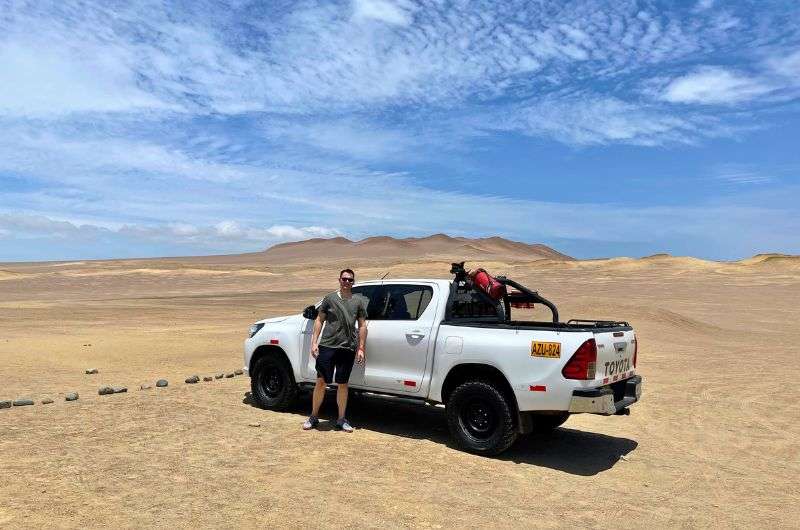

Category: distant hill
[256, 234, 573, 263]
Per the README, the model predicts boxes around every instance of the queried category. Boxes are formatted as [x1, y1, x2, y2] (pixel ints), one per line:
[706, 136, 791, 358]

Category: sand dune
[257, 233, 573, 264]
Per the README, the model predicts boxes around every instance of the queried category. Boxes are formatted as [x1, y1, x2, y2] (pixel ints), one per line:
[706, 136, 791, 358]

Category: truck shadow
[243, 390, 637, 477]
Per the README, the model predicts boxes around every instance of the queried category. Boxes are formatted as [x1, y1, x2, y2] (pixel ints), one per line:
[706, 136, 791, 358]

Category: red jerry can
[468, 268, 506, 300]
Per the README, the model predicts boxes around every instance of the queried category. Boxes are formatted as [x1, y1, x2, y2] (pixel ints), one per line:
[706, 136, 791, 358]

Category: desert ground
[1, 242, 799, 528]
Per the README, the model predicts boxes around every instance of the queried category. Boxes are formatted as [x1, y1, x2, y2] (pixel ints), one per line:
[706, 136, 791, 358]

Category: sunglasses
[340, 277, 355, 283]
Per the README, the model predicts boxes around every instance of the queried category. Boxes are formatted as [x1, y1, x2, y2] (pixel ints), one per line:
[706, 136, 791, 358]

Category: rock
[0, 400, 11, 409]
[203, 376, 213, 382]
[185, 375, 200, 384]
[112, 386, 127, 394]
[225, 373, 235, 378]
[41, 398, 54, 405]
[98, 386, 114, 396]
[140, 384, 152, 390]
[13, 398, 34, 407]
[85, 368, 99, 374]
[234, 369, 244, 376]
[215, 373, 224, 379]
[65, 392, 79, 402]
[248, 422, 261, 427]
[156, 379, 168, 388]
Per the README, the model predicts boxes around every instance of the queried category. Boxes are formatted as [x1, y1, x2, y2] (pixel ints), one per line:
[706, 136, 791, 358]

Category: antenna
[380, 271, 390, 279]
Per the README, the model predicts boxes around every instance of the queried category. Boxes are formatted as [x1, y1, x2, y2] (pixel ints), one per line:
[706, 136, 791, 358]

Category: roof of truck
[356, 278, 453, 286]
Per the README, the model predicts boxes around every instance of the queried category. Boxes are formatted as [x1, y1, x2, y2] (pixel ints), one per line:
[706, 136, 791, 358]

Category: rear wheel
[250, 355, 298, 411]
[446, 380, 517, 455]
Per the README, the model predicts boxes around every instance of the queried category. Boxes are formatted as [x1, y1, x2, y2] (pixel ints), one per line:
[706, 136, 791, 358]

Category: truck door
[362, 283, 438, 394]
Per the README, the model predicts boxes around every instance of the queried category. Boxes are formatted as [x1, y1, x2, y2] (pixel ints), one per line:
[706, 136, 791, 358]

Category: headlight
[248, 323, 265, 338]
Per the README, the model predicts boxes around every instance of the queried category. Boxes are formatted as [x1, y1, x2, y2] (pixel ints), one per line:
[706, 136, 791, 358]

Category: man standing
[303, 268, 367, 432]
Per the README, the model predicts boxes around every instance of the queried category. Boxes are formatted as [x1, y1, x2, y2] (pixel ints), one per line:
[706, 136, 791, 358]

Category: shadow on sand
[243, 390, 637, 476]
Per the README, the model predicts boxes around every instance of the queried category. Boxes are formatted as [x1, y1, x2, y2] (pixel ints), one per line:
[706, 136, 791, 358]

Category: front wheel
[446, 380, 518, 455]
[250, 355, 298, 411]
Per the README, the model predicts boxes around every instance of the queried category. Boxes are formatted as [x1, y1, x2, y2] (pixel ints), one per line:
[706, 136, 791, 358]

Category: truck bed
[442, 319, 632, 333]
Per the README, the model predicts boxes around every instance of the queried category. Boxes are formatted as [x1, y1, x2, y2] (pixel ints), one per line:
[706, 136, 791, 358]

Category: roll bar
[495, 276, 559, 323]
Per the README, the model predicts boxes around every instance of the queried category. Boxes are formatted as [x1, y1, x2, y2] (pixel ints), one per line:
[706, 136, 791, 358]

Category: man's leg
[336, 382, 348, 420]
[305, 346, 335, 429]
[333, 348, 356, 432]
[311, 377, 326, 417]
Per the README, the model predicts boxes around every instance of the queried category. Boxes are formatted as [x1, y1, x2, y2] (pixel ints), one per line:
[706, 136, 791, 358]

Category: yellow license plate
[531, 341, 561, 358]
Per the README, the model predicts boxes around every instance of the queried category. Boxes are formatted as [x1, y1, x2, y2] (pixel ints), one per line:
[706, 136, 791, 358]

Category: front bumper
[568, 375, 642, 415]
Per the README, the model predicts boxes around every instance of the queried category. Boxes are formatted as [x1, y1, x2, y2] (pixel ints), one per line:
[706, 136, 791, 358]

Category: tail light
[562, 338, 597, 380]
[633, 334, 638, 368]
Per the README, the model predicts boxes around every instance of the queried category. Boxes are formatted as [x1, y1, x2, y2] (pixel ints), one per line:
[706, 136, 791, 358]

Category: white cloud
[0, 0, 730, 116]
[479, 95, 712, 146]
[711, 164, 776, 185]
[0, 127, 252, 184]
[0, 41, 171, 117]
[694, 0, 715, 12]
[659, 66, 773, 104]
[352, 0, 415, 26]
[264, 118, 418, 161]
[0, 213, 340, 249]
[208, 222, 340, 242]
[262, 225, 341, 240]
[767, 49, 800, 79]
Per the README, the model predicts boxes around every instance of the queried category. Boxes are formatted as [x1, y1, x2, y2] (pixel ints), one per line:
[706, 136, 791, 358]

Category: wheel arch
[441, 363, 518, 414]
[250, 344, 293, 376]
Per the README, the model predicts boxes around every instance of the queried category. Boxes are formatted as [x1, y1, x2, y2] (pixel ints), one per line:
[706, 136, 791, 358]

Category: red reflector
[529, 385, 546, 392]
[403, 380, 416, 387]
[603, 378, 609, 384]
[270, 339, 279, 345]
[562, 339, 597, 380]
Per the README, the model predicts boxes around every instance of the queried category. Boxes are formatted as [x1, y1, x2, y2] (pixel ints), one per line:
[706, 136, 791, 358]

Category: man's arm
[356, 316, 367, 364]
[310, 311, 326, 358]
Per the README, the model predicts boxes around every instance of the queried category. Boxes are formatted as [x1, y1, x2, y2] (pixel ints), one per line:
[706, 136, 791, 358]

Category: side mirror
[302, 305, 318, 320]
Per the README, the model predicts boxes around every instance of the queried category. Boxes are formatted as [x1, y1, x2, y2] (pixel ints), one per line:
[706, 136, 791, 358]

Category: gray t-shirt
[318, 291, 368, 350]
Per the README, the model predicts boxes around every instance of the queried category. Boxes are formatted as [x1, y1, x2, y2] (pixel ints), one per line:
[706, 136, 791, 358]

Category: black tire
[250, 355, 298, 411]
[446, 380, 518, 455]
[529, 412, 570, 434]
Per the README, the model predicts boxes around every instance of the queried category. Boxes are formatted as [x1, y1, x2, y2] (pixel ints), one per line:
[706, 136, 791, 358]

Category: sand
[1, 246, 799, 528]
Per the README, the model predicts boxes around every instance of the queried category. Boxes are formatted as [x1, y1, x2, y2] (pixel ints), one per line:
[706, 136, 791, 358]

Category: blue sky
[1, 0, 799, 261]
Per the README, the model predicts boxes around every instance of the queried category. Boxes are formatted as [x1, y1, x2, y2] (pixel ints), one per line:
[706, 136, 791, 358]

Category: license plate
[531, 341, 561, 358]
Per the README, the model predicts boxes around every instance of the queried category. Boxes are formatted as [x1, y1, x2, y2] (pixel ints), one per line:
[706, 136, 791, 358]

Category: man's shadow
[243, 390, 637, 476]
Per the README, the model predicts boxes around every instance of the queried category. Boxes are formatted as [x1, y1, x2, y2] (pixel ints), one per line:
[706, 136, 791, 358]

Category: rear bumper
[568, 375, 642, 415]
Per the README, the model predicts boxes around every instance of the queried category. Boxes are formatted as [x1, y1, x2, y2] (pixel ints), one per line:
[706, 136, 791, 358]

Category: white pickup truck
[243, 267, 641, 455]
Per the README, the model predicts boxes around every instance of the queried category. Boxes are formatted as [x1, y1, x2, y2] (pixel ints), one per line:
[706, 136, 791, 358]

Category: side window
[382, 284, 434, 321]
[450, 290, 503, 320]
[350, 285, 384, 320]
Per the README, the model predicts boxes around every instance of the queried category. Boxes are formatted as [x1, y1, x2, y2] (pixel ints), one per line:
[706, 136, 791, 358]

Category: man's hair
[340, 268, 355, 278]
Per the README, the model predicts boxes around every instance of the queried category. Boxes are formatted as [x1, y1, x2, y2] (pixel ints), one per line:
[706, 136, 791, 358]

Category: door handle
[406, 333, 425, 340]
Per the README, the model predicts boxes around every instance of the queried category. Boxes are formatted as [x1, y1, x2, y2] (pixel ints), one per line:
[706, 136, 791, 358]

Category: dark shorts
[315, 345, 356, 384]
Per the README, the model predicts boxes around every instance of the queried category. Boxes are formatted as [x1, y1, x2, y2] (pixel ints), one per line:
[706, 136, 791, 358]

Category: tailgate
[592, 329, 637, 384]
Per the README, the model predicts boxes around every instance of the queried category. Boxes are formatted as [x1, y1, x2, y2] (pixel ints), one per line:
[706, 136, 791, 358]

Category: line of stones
[0, 369, 244, 409]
